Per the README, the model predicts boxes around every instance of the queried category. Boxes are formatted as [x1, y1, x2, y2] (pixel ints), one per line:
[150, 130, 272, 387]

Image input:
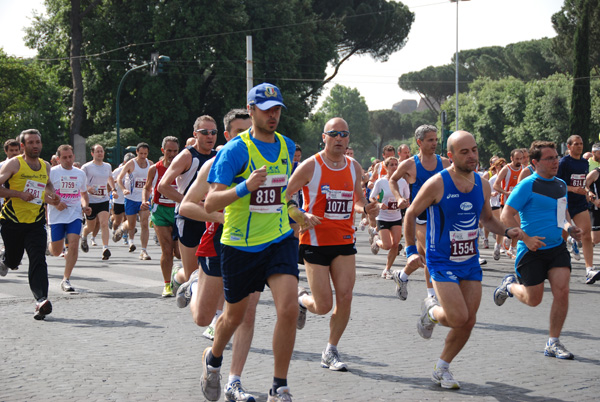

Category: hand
[45, 192, 61, 206]
[406, 253, 425, 271]
[380, 202, 388, 210]
[524, 235, 546, 252]
[112, 191, 119, 200]
[82, 206, 92, 215]
[568, 225, 583, 242]
[246, 166, 268, 192]
[506, 227, 524, 241]
[365, 202, 379, 219]
[56, 201, 67, 211]
[123, 189, 130, 196]
[397, 197, 410, 209]
[19, 191, 34, 202]
[140, 201, 150, 211]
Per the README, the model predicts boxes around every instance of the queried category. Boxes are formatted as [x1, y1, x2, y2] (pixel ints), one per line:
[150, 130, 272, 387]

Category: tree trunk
[569, 0, 591, 148]
[70, 0, 84, 145]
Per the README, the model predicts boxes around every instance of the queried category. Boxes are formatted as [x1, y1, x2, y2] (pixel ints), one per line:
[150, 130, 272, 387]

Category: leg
[327, 255, 356, 346]
[126, 214, 137, 242]
[178, 244, 199, 281]
[24, 224, 50, 301]
[573, 210, 593, 268]
[63, 233, 80, 280]
[302, 262, 334, 315]
[97, 210, 110, 247]
[384, 225, 403, 271]
[547, 267, 570, 338]
[211, 297, 251, 359]
[191, 271, 225, 326]
[508, 282, 544, 307]
[139, 210, 150, 249]
[230, 292, 260, 376]
[154, 225, 174, 282]
[82, 216, 97, 238]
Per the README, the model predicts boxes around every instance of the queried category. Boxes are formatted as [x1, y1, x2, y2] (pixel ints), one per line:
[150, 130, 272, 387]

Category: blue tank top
[426, 169, 484, 270]
[412, 154, 443, 201]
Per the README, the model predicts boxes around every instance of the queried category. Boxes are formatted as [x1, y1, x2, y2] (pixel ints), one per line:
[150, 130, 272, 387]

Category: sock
[272, 377, 287, 395]
[164, 280, 170, 285]
[91, 237, 96, 241]
[207, 349, 222, 368]
[103, 245, 108, 250]
[586, 267, 593, 274]
[494, 243, 500, 250]
[548, 337, 559, 345]
[428, 306, 438, 322]
[83, 235, 88, 240]
[325, 343, 337, 354]
[436, 359, 450, 370]
[228, 375, 241, 386]
[399, 270, 409, 282]
[506, 283, 513, 295]
[427, 288, 436, 298]
[190, 281, 198, 296]
[298, 294, 306, 308]
[142, 248, 147, 252]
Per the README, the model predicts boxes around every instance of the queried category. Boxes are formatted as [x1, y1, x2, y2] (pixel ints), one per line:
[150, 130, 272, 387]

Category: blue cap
[247, 83, 286, 110]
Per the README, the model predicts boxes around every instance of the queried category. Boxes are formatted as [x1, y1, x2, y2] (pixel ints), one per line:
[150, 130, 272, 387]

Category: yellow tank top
[1, 155, 47, 224]
[222, 131, 291, 247]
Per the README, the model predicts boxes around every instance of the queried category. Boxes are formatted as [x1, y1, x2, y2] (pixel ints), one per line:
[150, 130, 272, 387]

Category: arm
[480, 179, 522, 240]
[0, 159, 35, 202]
[204, 165, 267, 214]
[179, 160, 224, 223]
[44, 162, 60, 206]
[352, 162, 378, 217]
[586, 169, 600, 207]
[81, 191, 92, 216]
[389, 158, 414, 202]
[141, 165, 156, 210]
[501, 204, 546, 251]
[493, 166, 508, 195]
[157, 151, 191, 204]
[284, 158, 321, 230]
[117, 160, 134, 195]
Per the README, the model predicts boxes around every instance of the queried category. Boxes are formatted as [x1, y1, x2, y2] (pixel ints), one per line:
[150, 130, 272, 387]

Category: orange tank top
[501, 164, 522, 205]
[300, 153, 357, 246]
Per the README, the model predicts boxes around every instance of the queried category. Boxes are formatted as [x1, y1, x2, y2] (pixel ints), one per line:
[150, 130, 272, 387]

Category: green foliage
[569, 0, 591, 147]
[0, 50, 68, 160]
[85, 128, 147, 167]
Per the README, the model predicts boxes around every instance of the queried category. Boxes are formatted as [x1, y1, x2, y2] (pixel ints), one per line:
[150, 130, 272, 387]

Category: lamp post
[450, 0, 469, 131]
[115, 55, 170, 164]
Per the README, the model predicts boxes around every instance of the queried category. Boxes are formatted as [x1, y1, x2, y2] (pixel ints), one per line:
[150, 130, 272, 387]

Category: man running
[389, 124, 451, 300]
[287, 117, 378, 371]
[117, 143, 153, 260]
[405, 131, 521, 388]
[142, 136, 179, 297]
[0, 129, 60, 319]
[81, 144, 116, 260]
[494, 140, 582, 359]
[47, 145, 91, 292]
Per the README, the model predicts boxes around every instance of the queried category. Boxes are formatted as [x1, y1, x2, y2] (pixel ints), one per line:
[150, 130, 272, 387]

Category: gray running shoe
[102, 248, 111, 260]
[201, 347, 221, 401]
[479, 257, 487, 266]
[571, 238, 581, 261]
[128, 244, 136, 253]
[368, 227, 376, 244]
[392, 270, 408, 301]
[320, 349, 348, 371]
[267, 386, 292, 402]
[170, 265, 182, 294]
[203, 325, 215, 341]
[297, 286, 308, 330]
[60, 279, 75, 292]
[112, 227, 124, 243]
[544, 340, 574, 360]
[34, 299, 52, 320]
[370, 235, 380, 254]
[176, 269, 199, 308]
[417, 296, 439, 339]
[493, 245, 501, 261]
[139, 250, 151, 260]
[80, 238, 89, 253]
[432, 364, 460, 389]
[585, 269, 600, 285]
[0, 253, 7, 277]
[224, 380, 256, 402]
[493, 274, 517, 306]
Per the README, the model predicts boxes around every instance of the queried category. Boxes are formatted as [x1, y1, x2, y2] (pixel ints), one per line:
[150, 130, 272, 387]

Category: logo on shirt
[446, 193, 460, 199]
[267, 166, 281, 174]
[460, 202, 473, 211]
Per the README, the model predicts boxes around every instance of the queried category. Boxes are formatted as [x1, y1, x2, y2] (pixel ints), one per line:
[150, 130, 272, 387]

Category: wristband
[405, 245, 418, 258]
[567, 226, 573, 235]
[235, 181, 250, 198]
[287, 199, 298, 209]
[504, 227, 513, 239]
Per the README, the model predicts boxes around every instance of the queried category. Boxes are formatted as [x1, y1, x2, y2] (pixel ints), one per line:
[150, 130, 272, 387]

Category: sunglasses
[324, 130, 350, 138]
[195, 129, 218, 136]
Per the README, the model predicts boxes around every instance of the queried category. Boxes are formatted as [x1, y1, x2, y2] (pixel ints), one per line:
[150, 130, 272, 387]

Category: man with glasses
[287, 117, 377, 372]
[158, 116, 217, 285]
[494, 140, 582, 359]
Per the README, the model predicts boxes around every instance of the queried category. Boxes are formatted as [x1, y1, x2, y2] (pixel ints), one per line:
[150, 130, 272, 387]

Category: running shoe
[417, 296, 439, 339]
[224, 380, 256, 402]
[321, 348, 348, 371]
[370, 235, 380, 255]
[128, 244, 136, 253]
[139, 250, 151, 260]
[368, 227, 377, 244]
[392, 270, 408, 301]
[112, 228, 123, 243]
[493, 274, 517, 306]
[80, 238, 89, 253]
[479, 257, 487, 266]
[483, 238, 489, 249]
[493, 245, 501, 261]
[102, 248, 111, 261]
[544, 340, 574, 360]
[108, 218, 113, 230]
[0, 258, 8, 277]
[297, 286, 308, 330]
[432, 364, 460, 389]
[585, 269, 600, 284]
[153, 234, 159, 246]
[381, 269, 392, 279]
[90, 237, 98, 247]
[571, 238, 581, 261]
[61, 279, 75, 292]
[176, 269, 199, 308]
[201, 347, 221, 401]
[267, 387, 292, 402]
[359, 218, 368, 231]
[503, 237, 511, 251]
[162, 283, 174, 297]
[203, 325, 215, 341]
[506, 247, 517, 259]
[170, 265, 182, 294]
[33, 299, 52, 320]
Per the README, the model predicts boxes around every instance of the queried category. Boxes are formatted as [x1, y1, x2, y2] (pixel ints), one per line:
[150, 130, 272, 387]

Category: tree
[569, 0, 591, 147]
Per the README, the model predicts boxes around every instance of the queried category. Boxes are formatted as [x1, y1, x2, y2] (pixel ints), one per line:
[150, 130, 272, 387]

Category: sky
[0, 0, 566, 111]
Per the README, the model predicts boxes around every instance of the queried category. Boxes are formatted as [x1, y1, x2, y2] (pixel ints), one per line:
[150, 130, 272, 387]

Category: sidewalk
[0, 230, 599, 401]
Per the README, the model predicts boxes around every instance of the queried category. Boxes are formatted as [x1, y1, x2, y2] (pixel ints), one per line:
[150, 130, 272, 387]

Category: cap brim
[255, 100, 287, 110]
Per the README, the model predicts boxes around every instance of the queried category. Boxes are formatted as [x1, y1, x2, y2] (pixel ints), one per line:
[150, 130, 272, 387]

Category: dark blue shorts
[175, 216, 206, 248]
[199, 255, 222, 277]
[221, 235, 299, 304]
[569, 203, 589, 219]
[50, 219, 83, 242]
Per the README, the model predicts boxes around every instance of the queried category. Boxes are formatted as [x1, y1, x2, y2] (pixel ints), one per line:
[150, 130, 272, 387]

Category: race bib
[249, 174, 287, 213]
[387, 200, 398, 210]
[570, 173, 586, 188]
[449, 229, 478, 262]
[96, 185, 107, 196]
[134, 178, 146, 189]
[60, 176, 79, 195]
[159, 185, 177, 205]
[24, 179, 45, 205]
[324, 189, 353, 220]
[557, 197, 567, 228]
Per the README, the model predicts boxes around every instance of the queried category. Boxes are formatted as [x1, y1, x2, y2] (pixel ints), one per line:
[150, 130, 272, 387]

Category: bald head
[324, 117, 349, 132]
[447, 130, 475, 153]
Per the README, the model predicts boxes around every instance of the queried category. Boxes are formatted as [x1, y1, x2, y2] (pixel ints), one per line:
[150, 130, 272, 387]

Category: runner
[141, 136, 179, 297]
[494, 140, 581, 359]
[47, 145, 91, 292]
[389, 124, 451, 301]
[111, 153, 135, 244]
[493, 148, 523, 258]
[0, 129, 60, 320]
[287, 117, 378, 372]
[405, 131, 521, 388]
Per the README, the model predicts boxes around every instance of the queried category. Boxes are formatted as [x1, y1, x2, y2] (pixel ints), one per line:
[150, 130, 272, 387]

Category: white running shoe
[432, 364, 460, 389]
[392, 270, 408, 300]
[320, 348, 348, 371]
[417, 296, 439, 339]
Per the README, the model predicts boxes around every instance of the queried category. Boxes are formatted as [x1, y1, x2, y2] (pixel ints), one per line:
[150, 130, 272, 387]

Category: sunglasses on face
[324, 130, 350, 138]
[195, 129, 218, 136]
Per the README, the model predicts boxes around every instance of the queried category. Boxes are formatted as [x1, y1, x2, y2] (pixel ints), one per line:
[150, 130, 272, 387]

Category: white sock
[427, 288, 436, 298]
[228, 375, 241, 385]
[548, 337, 559, 345]
[428, 306, 437, 322]
[399, 270, 409, 282]
[190, 281, 198, 296]
[507, 283, 513, 295]
[298, 295, 307, 308]
[586, 267, 593, 273]
[436, 359, 450, 370]
[325, 343, 337, 354]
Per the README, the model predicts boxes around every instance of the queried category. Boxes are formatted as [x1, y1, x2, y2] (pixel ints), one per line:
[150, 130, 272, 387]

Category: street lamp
[115, 55, 170, 164]
[450, 0, 469, 131]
